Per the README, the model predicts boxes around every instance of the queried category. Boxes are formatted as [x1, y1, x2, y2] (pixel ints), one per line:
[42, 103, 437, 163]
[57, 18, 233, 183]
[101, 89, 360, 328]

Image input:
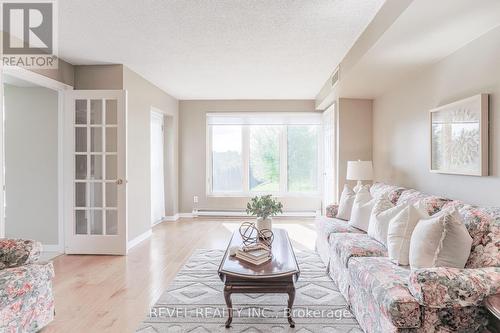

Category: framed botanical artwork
[430, 94, 489, 176]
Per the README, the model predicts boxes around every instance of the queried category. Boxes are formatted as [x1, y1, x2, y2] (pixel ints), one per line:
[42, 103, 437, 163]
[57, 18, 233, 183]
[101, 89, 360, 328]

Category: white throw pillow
[387, 202, 428, 266]
[409, 208, 472, 269]
[348, 187, 375, 232]
[368, 197, 406, 246]
[336, 185, 356, 221]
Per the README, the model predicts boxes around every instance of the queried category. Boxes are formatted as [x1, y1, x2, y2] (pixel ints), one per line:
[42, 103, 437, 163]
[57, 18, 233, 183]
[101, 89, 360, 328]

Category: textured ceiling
[58, 0, 384, 99]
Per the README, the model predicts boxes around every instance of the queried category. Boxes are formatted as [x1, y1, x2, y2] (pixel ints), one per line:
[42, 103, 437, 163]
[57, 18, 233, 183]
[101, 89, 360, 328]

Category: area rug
[136, 249, 362, 332]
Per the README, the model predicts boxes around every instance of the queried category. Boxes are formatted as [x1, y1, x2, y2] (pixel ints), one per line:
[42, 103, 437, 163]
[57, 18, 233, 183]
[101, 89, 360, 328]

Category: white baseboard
[178, 213, 194, 218]
[164, 214, 180, 221]
[127, 229, 152, 251]
[195, 210, 318, 218]
[42, 244, 63, 252]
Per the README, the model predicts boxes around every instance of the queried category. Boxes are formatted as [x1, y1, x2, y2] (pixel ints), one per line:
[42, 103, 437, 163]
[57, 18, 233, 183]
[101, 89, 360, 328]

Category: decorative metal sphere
[239, 222, 259, 245]
[239, 221, 275, 248]
[259, 229, 274, 247]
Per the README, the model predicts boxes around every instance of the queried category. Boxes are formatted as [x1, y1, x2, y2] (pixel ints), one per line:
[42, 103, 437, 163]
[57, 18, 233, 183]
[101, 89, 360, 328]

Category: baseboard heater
[194, 210, 319, 218]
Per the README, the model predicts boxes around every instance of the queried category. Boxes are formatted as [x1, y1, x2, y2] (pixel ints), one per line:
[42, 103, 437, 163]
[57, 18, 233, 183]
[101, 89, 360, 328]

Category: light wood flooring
[42, 218, 316, 333]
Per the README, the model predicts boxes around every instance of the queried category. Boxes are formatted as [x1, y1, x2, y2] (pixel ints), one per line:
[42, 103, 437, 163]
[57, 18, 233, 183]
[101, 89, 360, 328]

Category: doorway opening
[0, 70, 69, 260]
[151, 111, 165, 225]
[150, 107, 176, 225]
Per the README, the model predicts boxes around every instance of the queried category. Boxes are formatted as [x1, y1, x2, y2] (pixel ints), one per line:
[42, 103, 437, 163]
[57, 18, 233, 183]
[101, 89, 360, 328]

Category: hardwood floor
[42, 217, 316, 333]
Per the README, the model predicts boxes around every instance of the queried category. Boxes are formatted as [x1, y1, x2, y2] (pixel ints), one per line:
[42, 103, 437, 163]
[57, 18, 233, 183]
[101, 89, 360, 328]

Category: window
[250, 126, 280, 192]
[211, 125, 243, 192]
[207, 113, 321, 196]
[287, 125, 319, 192]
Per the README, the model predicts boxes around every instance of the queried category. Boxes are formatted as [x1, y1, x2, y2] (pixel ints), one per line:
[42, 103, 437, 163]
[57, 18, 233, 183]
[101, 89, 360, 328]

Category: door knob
[116, 179, 124, 185]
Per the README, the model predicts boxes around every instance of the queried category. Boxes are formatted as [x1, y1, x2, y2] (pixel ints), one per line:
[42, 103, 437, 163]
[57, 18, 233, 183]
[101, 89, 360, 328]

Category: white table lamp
[347, 160, 373, 192]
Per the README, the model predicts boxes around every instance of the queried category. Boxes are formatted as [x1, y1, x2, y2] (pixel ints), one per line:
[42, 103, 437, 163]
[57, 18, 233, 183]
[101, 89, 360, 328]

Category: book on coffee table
[235, 248, 271, 265]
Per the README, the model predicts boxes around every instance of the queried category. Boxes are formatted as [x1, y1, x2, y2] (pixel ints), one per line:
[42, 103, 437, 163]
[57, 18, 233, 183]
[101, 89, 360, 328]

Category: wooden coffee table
[218, 228, 300, 328]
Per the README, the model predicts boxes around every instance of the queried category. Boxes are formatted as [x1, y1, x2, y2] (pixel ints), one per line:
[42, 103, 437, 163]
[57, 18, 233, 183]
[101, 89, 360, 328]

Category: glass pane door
[74, 98, 119, 236]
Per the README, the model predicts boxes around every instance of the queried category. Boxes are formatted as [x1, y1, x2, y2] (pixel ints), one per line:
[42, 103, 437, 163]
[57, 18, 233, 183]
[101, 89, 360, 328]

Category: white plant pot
[256, 217, 272, 232]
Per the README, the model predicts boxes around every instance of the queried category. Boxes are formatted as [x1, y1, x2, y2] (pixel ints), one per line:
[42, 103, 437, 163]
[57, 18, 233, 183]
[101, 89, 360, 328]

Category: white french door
[64, 90, 127, 255]
[150, 111, 165, 225]
[322, 104, 336, 214]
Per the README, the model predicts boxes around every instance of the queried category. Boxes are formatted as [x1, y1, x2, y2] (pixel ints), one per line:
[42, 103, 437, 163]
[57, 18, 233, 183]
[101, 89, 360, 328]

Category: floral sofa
[0, 239, 55, 332]
[316, 182, 500, 333]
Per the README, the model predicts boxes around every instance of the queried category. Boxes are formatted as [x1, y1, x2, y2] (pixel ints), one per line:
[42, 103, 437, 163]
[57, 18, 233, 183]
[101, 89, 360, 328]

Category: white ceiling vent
[331, 66, 340, 87]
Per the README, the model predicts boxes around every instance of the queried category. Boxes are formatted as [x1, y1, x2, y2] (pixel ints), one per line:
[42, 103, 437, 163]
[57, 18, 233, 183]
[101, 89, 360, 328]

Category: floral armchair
[0, 239, 55, 332]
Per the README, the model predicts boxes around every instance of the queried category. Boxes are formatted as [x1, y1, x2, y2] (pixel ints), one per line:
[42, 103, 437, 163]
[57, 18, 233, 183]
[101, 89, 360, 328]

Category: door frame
[322, 102, 337, 214]
[150, 110, 165, 225]
[0, 66, 72, 252]
[150, 106, 178, 221]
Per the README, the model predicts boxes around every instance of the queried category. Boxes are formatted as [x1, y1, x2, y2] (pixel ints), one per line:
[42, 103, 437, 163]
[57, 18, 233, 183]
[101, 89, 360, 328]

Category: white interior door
[150, 111, 165, 225]
[322, 104, 335, 214]
[64, 90, 127, 255]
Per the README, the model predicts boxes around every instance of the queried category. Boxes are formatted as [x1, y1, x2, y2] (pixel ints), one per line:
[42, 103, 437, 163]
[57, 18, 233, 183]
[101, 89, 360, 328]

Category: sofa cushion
[337, 185, 356, 220]
[397, 190, 451, 216]
[315, 217, 366, 268]
[329, 233, 387, 268]
[315, 216, 365, 236]
[409, 208, 472, 269]
[387, 202, 429, 266]
[397, 189, 427, 206]
[349, 257, 421, 329]
[349, 187, 375, 232]
[368, 197, 406, 246]
[370, 183, 405, 205]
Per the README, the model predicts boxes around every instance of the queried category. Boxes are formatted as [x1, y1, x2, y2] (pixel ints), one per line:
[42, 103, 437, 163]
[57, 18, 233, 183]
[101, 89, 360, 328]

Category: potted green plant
[246, 195, 283, 232]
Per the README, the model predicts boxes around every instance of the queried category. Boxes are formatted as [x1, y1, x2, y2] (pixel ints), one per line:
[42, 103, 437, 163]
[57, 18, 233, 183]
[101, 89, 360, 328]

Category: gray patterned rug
[136, 249, 361, 333]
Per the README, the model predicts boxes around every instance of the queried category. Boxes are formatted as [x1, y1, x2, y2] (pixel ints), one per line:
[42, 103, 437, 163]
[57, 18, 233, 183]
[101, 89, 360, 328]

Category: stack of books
[235, 245, 271, 266]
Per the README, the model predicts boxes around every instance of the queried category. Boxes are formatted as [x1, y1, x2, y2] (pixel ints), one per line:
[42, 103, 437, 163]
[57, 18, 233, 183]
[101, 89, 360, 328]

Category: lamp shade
[346, 161, 373, 181]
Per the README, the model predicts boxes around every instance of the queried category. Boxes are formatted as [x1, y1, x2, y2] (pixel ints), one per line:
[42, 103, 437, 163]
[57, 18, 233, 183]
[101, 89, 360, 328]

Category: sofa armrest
[0, 239, 42, 268]
[0, 262, 54, 304]
[326, 204, 339, 218]
[408, 267, 500, 308]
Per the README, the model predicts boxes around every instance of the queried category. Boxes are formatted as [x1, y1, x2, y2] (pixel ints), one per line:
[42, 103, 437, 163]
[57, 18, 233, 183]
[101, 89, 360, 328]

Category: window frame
[206, 116, 323, 198]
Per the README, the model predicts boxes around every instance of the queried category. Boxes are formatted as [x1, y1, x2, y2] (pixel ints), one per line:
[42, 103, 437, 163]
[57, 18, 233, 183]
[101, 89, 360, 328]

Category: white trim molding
[164, 214, 180, 221]
[3, 66, 73, 91]
[178, 212, 195, 218]
[196, 210, 318, 218]
[127, 229, 152, 251]
[42, 244, 64, 252]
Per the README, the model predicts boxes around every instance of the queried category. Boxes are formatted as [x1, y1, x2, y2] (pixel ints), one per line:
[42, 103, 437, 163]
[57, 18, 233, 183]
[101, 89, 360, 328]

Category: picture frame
[429, 94, 489, 176]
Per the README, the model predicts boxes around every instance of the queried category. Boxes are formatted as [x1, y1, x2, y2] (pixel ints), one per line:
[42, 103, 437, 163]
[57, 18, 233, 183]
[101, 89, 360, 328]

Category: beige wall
[179, 100, 321, 214]
[74, 64, 123, 89]
[373, 26, 500, 206]
[30, 58, 75, 87]
[4, 85, 59, 244]
[123, 66, 179, 241]
[337, 98, 373, 198]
